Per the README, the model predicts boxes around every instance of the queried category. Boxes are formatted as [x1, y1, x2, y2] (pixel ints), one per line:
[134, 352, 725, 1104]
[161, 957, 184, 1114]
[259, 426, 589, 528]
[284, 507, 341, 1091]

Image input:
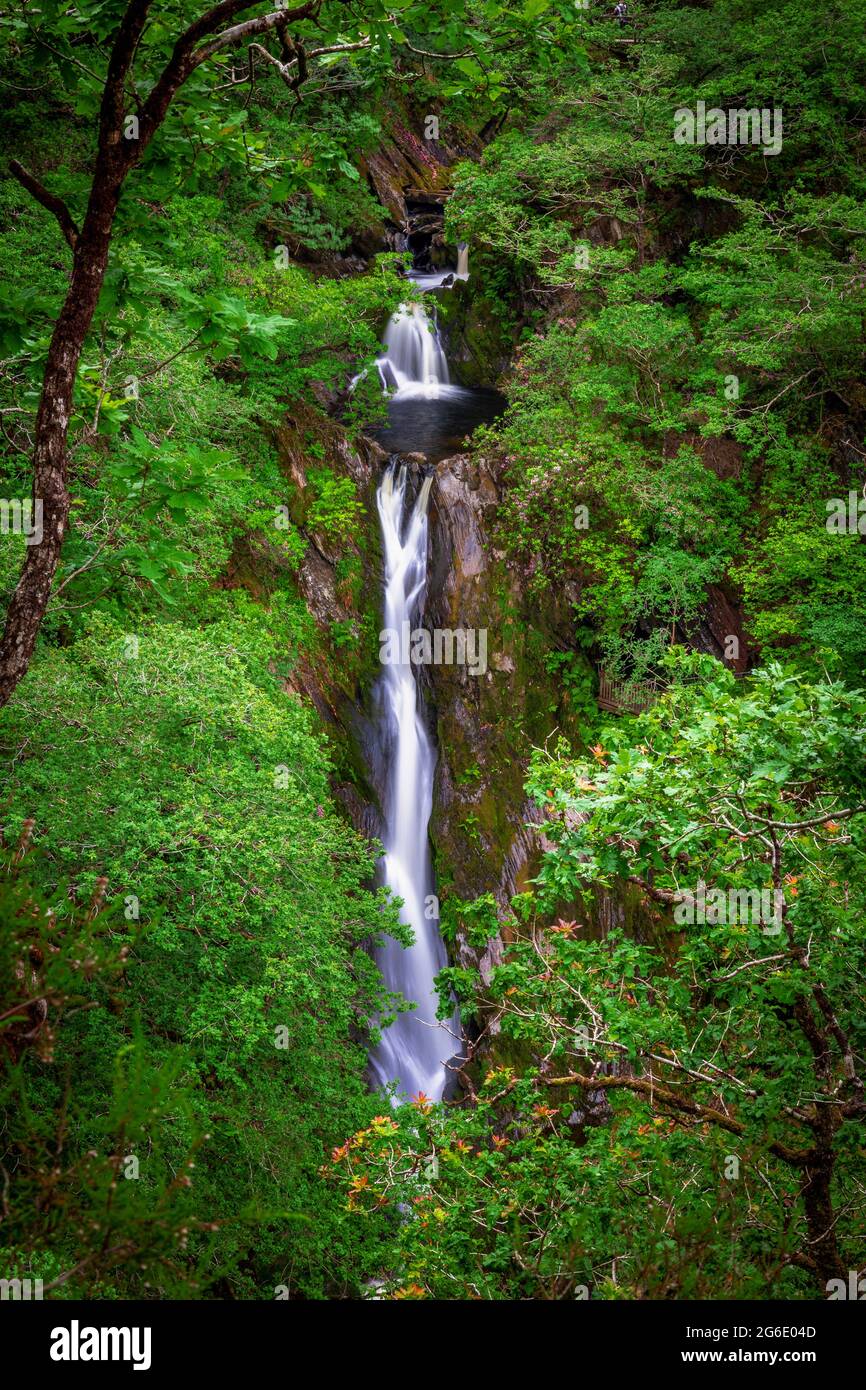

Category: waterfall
[372, 250, 470, 400]
[376, 298, 450, 399]
[369, 464, 458, 1102]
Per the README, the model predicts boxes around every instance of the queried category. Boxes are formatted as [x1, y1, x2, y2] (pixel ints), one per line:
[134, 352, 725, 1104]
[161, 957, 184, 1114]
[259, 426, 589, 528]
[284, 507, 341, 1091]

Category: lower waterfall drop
[368, 462, 458, 1103]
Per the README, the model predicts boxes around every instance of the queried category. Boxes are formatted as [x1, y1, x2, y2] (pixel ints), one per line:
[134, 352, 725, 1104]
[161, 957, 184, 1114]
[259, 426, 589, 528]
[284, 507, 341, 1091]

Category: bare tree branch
[542, 1069, 811, 1165]
[9, 160, 79, 250]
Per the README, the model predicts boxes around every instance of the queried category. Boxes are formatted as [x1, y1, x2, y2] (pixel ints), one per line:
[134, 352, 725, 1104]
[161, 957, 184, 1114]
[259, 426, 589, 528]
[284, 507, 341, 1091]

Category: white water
[368, 265, 467, 1102]
[376, 271, 465, 401]
[369, 464, 458, 1102]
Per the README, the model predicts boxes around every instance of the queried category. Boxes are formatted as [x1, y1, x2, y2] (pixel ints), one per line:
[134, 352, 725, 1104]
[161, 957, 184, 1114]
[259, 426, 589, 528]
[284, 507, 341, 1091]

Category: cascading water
[375, 270, 471, 401]
[366, 250, 504, 1101]
[368, 463, 458, 1102]
[367, 266, 468, 1103]
[376, 302, 450, 398]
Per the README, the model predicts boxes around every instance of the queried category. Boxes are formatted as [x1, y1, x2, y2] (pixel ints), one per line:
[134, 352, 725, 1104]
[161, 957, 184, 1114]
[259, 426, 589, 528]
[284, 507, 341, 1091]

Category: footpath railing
[597, 665, 748, 714]
[597, 669, 660, 714]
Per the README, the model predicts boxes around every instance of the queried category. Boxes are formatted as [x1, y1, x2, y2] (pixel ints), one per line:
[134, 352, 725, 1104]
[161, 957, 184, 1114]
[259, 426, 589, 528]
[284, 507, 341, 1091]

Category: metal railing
[597, 664, 750, 714]
[597, 669, 660, 714]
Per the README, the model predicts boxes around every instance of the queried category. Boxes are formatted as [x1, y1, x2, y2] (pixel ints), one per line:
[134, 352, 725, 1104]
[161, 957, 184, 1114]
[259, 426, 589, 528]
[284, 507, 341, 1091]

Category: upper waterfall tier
[375, 269, 466, 401]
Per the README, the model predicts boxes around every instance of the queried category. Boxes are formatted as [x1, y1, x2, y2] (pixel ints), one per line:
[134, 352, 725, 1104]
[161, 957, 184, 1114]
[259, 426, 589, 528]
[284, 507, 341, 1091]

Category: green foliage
[306, 467, 366, 541]
[335, 656, 866, 1297]
[733, 517, 866, 672]
[439, 892, 499, 951]
[0, 845, 203, 1297]
[0, 612, 405, 1296]
[445, 0, 866, 680]
[3, 0, 866, 1306]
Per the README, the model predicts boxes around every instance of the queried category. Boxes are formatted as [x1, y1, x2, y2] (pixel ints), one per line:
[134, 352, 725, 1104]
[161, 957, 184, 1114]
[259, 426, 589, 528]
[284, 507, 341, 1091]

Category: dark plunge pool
[367, 385, 506, 463]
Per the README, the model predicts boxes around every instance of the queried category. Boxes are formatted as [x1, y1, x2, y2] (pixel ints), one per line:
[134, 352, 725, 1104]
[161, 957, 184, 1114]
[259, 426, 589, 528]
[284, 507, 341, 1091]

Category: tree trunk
[0, 1, 317, 707]
[0, 172, 121, 705]
[801, 1157, 845, 1290]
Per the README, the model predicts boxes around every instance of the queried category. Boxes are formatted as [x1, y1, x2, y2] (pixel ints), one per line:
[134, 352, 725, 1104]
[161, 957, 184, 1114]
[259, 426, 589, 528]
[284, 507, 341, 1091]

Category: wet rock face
[434, 277, 513, 388]
[248, 407, 389, 772]
[686, 582, 750, 672]
[361, 131, 452, 228]
[423, 452, 666, 997]
[275, 402, 382, 499]
[425, 452, 584, 914]
[430, 455, 497, 602]
[358, 114, 485, 232]
[216, 402, 384, 671]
